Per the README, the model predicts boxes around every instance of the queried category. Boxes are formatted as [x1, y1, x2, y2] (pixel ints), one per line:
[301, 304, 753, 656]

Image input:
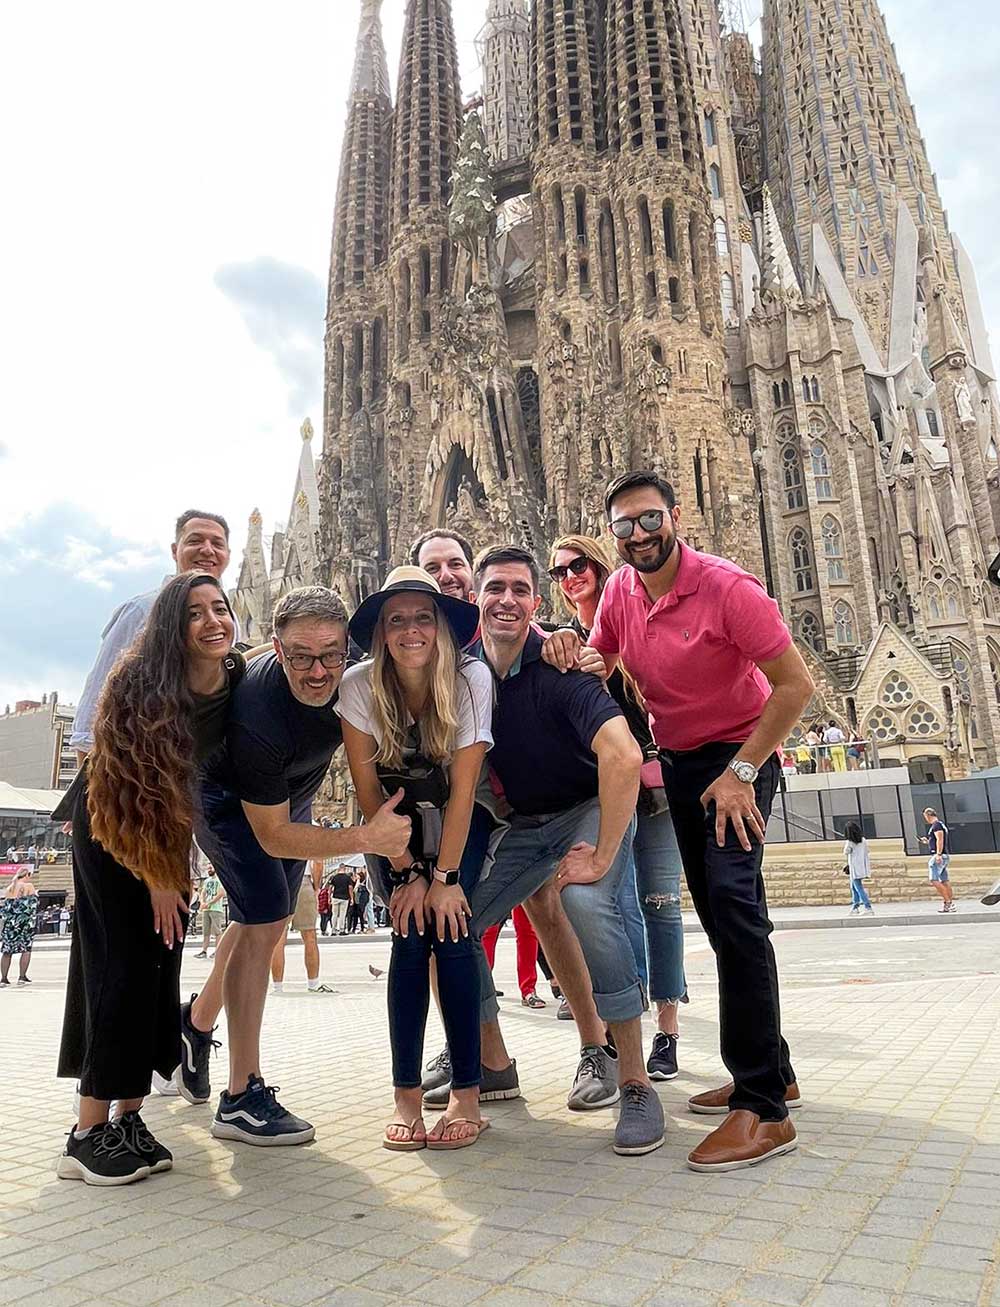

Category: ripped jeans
[632, 806, 687, 1004]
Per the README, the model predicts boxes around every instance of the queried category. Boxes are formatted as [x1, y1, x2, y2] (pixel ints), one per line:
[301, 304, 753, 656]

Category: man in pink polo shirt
[589, 470, 815, 1173]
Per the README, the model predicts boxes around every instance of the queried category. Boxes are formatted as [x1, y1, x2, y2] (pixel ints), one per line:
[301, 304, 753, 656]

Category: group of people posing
[56, 470, 816, 1186]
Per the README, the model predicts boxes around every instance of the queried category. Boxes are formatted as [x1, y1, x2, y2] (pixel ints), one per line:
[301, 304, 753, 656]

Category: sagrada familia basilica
[231, 0, 1000, 780]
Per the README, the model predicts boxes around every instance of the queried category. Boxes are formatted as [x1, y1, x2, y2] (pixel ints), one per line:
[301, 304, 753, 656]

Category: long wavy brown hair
[87, 572, 234, 894]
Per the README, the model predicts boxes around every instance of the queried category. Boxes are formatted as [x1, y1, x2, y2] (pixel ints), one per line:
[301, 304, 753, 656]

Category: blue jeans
[616, 857, 648, 992]
[373, 807, 491, 1090]
[470, 797, 642, 1025]
[850, 878, 872, 909]
[632, 806, 687, 1004]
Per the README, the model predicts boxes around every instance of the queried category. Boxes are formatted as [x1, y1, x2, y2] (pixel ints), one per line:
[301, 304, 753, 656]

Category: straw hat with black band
[348, 566, 480, 653]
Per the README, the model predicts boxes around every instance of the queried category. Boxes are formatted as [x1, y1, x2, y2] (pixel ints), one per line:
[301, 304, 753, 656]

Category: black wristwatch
[386, 861, 431, 888]
[432, 867, 461, 886]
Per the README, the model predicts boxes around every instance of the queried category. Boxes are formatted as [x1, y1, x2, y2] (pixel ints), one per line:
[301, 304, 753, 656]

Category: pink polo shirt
[589, 542, 791, 752]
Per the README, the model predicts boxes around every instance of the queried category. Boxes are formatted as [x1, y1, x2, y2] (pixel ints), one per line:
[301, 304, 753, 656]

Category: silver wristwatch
[728, 759, 758, 785]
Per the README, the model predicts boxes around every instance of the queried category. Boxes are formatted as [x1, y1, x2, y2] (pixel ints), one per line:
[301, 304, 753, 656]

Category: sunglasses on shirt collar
[609, 509, 666, 539]
[548, 556, 591, 583]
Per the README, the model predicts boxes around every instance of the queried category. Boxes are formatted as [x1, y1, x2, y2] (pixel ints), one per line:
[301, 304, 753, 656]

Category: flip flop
[382, 1118, 427, 1152]
[426, 1117, 491, 1151]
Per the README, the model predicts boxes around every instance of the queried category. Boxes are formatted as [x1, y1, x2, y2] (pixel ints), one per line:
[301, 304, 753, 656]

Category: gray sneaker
[422, 1059, 521, 1107]
[567, 1045, 620, 1111]
[613, 1082, 665, 1156]
[421, 1047, 451, 1093]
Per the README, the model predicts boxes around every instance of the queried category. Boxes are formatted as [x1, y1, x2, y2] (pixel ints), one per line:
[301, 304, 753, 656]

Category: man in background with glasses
[587, 471, 815, 1173]
[178, 587, 411, 1145]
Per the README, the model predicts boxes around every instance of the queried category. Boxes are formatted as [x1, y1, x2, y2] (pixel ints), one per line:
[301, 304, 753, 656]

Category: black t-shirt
[191, 651, 246, 764]
[478, 630, 623, 816]
[206, 652, 343, 808]
[330, 872, 353, 900]
[927, 820, 950, 855]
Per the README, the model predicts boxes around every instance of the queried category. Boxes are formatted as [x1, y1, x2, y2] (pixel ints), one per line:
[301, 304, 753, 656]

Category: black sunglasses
[609, 509, 666, 540]
[548, 556, 591, 583]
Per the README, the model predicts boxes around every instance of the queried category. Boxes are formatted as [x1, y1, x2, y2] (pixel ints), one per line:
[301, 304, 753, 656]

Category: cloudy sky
[1, 0, 997, 710]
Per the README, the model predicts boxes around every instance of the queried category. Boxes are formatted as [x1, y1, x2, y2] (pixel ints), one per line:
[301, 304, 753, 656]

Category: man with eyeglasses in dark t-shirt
[176, 587, 411, 1146]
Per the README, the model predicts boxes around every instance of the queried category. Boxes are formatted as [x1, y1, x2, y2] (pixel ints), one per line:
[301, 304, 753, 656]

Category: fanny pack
[376, 753, 449, 860]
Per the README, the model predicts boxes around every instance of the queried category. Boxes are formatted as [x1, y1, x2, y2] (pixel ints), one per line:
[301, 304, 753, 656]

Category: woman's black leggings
[387, 807, 490, 1091]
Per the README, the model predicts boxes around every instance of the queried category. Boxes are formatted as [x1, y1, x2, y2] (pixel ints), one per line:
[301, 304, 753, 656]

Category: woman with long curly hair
[56, 571, 244, 1186]
[549, 534, 687, 1082]
[338, 567, 493, 1152]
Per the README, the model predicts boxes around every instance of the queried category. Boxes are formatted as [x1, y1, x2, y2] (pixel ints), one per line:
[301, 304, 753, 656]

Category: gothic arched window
[822, 515, 845, 581]
[906, 702, 943, 738]
[772, 382, 782, 408]
[810, 376, 821, 401]
[811, 442, 833, 499]
[720, 273, 735, 321]
[881, 672, 914, 707]
[782, 443, 805, 510]
[714, 217, 729, 257]
[799, 610, 822, 651]
[833, 600, 855, 646]
[801, 375, 810, 403]
[705, 110, 717, 146]
[790, 528, 815, 593]
[926, 584, 943, 622]
[709, 164, 722, 198]
[943, 582, 961, 619]
[866, 707, 897, 743]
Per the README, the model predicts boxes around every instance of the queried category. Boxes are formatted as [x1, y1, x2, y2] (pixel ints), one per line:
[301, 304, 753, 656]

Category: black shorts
[195, 782, 312, 926]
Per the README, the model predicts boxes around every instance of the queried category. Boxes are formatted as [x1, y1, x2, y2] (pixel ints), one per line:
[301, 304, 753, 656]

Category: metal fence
[767, 776, 1000, 855]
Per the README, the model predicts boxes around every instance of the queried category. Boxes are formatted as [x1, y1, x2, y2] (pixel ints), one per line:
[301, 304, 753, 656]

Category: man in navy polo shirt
[429, 544, 664, 1157]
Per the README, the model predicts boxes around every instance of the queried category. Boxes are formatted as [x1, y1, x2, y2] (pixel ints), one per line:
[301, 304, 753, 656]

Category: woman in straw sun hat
[337, 566, 494, 1152]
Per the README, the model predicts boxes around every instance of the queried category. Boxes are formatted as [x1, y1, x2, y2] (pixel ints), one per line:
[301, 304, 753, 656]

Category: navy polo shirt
[474, 630, 623, 817]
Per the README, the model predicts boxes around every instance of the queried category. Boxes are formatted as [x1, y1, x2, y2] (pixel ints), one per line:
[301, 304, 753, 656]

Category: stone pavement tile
[697, 1235, 769, 1266]
[666, 1258, 743, 1293]
[265, 1274, 348, 1307]
[859, 1215, 928, 1241]
[810, 1286, 894, 1307]
[410, 1276, 491, 1306]
[314, 1288, 393, 1307]
[601, 1248, 679, 1282]
[459, 1250, 534, 1284]
[6, 1288, 92, 1307]
[644, 1290, 718, 1307]
[918, 1241, 996, 1273]
[904, 1267, 987, 1302]
[548, 1239, 618, 1270]
[764, 1247, 835, 1280]
[0, 1274, 47, 1304]
[844, 1232, 920, 1264]
[323, 1253, 386, 1284]
[406, 1243, 472, 1273]
[931, 1220, 998, 1250]
[511, 1262, 588, 1295]
[826, 1254, 908, 1292]
[469, 1290, 552, 1307]
[736, 1271, 813, 1305]
[780, 1225, 851, 1254]
[355, 1263, 438, 1298]
[574, 1219, 637, 1247]
[158, 1287, 245, 1307]
[209, 1262, 292, 1297]
[573, 1271, 654, 1307]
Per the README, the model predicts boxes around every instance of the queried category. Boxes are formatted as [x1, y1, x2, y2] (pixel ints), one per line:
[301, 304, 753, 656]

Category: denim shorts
[928, 854, 950, 883]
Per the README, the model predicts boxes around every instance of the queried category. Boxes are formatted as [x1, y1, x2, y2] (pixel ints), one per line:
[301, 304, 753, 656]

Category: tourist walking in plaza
[920, 807, 956, 913]
[339, 567, 492, 1151]
[178, 586, 410, 1145]
[328, 862, 354, 934]
[195, 864, 226, 958]
[589, 471, 814, 1171]
[1, 867, 38, 986]
[843, 822, 874, 914]
[549, 532, 687, 1081]
[55, 572, 244, 1185]
[270, 860, 332, 993]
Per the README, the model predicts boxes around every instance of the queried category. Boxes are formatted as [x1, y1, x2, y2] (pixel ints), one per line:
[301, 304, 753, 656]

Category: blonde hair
[367, 607, 464, 767]
[549, 534, 615, 616]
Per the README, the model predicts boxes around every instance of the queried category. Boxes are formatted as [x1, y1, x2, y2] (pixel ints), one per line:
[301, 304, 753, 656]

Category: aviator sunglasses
[548, 556, 592, 583]
[609, 509, 666, 539]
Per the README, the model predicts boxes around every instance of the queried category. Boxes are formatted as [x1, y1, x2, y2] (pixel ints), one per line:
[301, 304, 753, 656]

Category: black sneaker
[211, 1075, 315, 1146]
[116, 1110, 173, 1173]
[175, 993, 220, 1104]
[423, 1059, 521, 1107]
[421, 1047, 452, 1093]
[57, 1122, 151, 1187]
[647, 1032, 679, 1081]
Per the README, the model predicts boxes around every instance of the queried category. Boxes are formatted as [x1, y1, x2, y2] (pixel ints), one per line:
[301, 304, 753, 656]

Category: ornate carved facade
[233, 0, 1000, 776]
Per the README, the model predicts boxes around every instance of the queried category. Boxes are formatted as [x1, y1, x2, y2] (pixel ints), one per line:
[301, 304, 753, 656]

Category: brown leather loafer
[688, 1080, 802, 1115]
[687, 1110, 797, 1172]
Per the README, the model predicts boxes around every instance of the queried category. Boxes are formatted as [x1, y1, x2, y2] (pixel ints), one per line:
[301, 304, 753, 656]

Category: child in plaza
[338, 567, 493, 1152]
[56, 572, 244, 1186]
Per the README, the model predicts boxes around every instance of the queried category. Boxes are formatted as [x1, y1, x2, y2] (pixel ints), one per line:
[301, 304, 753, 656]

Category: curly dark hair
[87, 572, 233, 894]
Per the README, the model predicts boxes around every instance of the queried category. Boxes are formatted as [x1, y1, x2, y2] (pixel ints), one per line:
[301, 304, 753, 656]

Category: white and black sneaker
[211, 1075, 315, 1146]
[116, 1110, 173, 1173]
[57, 1121, 151, 1187]
[646, 1032, 679, 1081]
[176, 993, 220, 1104]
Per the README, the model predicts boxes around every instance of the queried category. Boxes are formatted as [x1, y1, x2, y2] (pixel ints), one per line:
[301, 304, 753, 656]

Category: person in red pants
[481, 907, 546, 1008]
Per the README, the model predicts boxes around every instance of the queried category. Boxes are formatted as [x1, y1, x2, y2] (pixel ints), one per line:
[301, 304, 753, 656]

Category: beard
[626, 531, 676, 573]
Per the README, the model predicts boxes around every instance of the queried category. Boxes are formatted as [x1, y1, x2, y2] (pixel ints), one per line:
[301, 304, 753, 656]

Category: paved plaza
[4, 917, 1000, 1307]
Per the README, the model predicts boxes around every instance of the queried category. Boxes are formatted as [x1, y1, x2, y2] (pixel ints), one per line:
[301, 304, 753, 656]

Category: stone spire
[328, 0, 392, 300]
[530, 0, 606, 153]
[477, 0, 531, 164]
[348, 0, 391, 101]
[390, 0, 464, 233]
[758, 183, 800, 299]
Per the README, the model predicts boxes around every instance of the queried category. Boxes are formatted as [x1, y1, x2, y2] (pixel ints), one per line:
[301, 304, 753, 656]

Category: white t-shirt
[336, 656, 494, 759]
[824, 726, 845, 744]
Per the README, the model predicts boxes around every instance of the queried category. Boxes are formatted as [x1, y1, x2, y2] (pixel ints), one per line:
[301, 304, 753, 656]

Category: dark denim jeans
[661, 742, 795, 1121]
[377, 806, 491, 1090]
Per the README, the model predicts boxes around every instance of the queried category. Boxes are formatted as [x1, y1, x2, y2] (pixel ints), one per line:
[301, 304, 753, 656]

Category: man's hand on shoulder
[540, 627, 581, 673]
[577, 646, 609, 680]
